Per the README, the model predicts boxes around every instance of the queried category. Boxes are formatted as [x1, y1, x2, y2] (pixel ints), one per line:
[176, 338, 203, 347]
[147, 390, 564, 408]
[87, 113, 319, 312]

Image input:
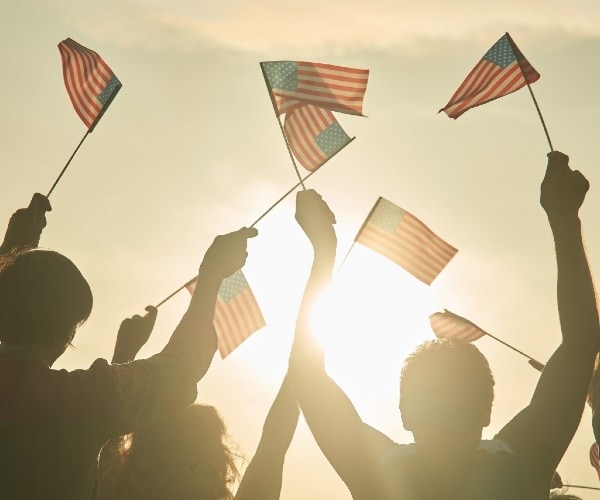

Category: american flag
[440, 33, 539, 119]
[429, 309, 487, 342]
[284, 104, 352, 171]
[186, 270, 265, 359]
[355, 197, 457, 285]
[591, 442, 600, 480]
[261, 61, 369, 116]
[58, 38, 122, 130]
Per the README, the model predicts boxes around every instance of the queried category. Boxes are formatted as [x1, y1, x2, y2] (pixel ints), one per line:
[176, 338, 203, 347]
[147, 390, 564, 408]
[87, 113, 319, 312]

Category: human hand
[112, 306, 158, 363]
[1, 193, 52, 253]
[295, 189, 337, 250]
[540, 151, 589, 223]
[200, 227, 258, 281]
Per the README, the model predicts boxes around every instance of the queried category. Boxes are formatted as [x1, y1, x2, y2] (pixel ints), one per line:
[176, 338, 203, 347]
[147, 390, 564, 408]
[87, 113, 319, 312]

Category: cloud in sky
[52, 0, 600, 54]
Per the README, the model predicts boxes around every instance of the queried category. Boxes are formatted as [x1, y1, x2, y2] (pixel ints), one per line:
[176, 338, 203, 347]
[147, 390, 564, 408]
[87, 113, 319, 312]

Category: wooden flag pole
[471, 321, 545, 372]
[336, 197, 382, 275]
[153, 134, 356, 308]
[507, 33, 554, 152]
[251, 137, 355, 227]
[155, 276, 198, 308]
[276, 115, 306, 189]
[566, 485, 600, 491]
[259, 62, 306, 189]
[47, 130, 91, 197]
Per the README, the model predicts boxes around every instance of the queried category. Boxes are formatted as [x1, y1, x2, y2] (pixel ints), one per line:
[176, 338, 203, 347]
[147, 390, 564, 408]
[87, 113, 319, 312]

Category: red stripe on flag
[356, 198, 457, 285]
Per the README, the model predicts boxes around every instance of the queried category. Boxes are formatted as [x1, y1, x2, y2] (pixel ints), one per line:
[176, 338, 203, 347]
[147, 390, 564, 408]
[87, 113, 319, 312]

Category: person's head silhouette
[400, 339, 495, 457]
[0, 248, 93, 365]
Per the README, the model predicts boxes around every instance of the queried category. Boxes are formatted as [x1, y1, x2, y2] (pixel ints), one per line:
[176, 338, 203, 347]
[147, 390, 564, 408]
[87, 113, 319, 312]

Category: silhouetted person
[289, 151, 599, 499]
[0, 227, 256, 499]
[0, 193, 51, 254]
[99, 311, 299, 500]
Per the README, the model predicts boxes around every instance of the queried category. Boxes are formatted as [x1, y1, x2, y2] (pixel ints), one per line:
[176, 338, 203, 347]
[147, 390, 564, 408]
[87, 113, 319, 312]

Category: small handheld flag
[430, 309, 486, 342]
[260, 60, 368, 187]
[261, 61, 369, 116]
[355, 197, 457, 285]
[284, 104, 353, 171]
[49, 39, 122, 197]
[429, 309, 546, 372]
[440, 33, 539, 119]
[58, 38, 122, 131]
[187, 270, 265, 359]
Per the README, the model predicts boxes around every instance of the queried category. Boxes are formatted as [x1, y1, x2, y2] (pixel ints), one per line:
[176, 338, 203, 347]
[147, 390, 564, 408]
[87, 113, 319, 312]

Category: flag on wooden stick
[284, 104, 352, 171]
[187, 270, 265, 358]
[440, 33, 539, 119]
[429, 309, 486, 342]
[58, 38, 122, 131]
[355, 197, 457, 285]
[261, 61, 369, 116]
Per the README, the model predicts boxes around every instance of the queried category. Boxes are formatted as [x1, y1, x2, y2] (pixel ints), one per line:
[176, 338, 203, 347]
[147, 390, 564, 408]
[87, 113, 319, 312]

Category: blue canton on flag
[369, 198, 407, 233]
[315, 122, 351, 156]
[483, 34, 516, 68]
[219, 270, 249, 302]
[262, 61, 298, 91]
[98, 76, 122, 105]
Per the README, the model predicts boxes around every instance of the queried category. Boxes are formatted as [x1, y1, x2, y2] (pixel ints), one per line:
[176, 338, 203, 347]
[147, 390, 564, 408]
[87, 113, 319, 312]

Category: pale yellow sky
[2, 1, 600, 498]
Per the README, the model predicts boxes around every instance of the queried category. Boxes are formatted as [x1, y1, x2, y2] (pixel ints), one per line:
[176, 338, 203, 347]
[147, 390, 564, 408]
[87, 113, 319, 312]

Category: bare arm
[499, 152, 600, 476]
[107, 228, 258, 435]
[288, 190, 395, 497]
[234, 375, 299, 500]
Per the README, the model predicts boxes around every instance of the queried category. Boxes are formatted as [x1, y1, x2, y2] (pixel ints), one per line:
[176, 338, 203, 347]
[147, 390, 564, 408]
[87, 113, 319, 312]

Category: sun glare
[310, 243, 439, 413]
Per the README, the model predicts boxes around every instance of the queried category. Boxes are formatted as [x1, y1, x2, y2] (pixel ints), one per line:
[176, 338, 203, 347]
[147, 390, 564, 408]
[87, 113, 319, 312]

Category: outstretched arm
[288, 190, 395, 497]
[235, 375, 299, 500]
[499, 152, 600, 476]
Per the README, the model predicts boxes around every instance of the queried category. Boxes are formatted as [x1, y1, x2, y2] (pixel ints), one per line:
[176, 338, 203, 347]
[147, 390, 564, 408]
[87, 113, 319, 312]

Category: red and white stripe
[284, 104, 340, 171]
[356, 198, 457, 285]
[429, 310, 487, 342]
[441, 38, 539, 119]
[275, 61, 369, 116]
[186, 275, 265, 359]
[58, 38, 117, 128]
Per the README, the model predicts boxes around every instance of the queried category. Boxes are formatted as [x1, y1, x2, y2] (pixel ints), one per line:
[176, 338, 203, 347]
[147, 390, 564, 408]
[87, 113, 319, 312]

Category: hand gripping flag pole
[48, 38, 122, 198]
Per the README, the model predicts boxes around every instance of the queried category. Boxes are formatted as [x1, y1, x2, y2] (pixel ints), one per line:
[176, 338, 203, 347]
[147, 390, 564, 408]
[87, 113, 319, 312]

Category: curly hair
[100, 404, 241, 500]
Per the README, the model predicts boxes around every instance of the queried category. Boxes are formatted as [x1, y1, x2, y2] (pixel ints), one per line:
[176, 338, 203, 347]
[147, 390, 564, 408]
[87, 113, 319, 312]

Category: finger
[573, 170, 590, 193]
[543, 151, 570, 186]
[144, 305, 158, 320]
[238, 227, 258, 239]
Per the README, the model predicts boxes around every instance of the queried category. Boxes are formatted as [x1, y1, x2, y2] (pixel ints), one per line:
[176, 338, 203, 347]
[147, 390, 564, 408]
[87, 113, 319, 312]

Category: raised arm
[499, 151, 600, 476]
[0, 193, 51, 254]
[234, 375, 299, 500]
[107, 227, 257, 435]
[288, 190, 395, 497]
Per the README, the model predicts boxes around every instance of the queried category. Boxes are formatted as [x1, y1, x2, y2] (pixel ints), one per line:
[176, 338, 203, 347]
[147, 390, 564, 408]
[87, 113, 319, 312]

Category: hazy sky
[2, 1, 600, 498]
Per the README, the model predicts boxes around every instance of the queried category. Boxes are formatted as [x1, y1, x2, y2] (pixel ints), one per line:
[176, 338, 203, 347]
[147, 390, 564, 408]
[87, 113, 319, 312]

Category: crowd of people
[0, 151, 598, 499]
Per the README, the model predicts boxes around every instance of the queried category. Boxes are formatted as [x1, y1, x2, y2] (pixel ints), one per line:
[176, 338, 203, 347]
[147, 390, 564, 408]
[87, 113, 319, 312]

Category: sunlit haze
[2, 1, 600, 497]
